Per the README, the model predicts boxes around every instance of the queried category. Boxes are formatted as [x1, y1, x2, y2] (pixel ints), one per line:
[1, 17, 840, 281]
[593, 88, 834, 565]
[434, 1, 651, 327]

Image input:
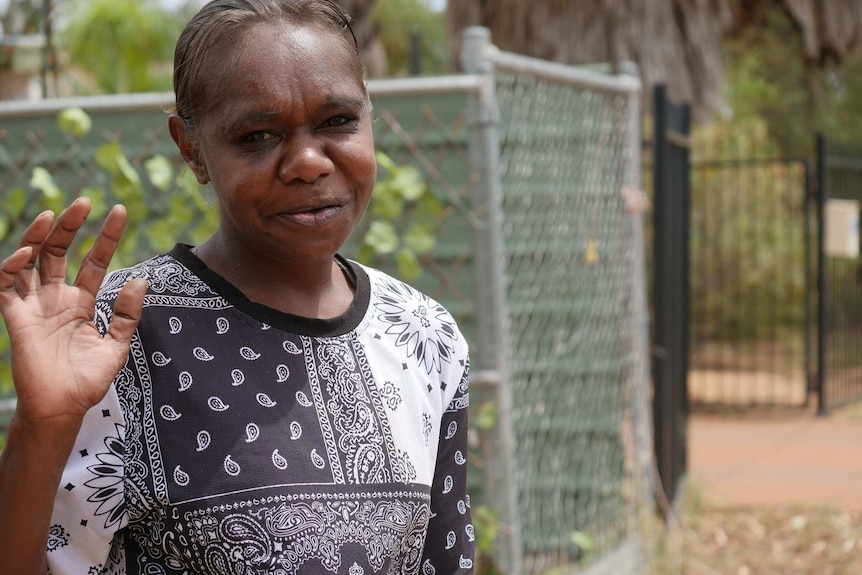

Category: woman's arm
[0, 198, 145, 574]
[422, 362, 475, 574]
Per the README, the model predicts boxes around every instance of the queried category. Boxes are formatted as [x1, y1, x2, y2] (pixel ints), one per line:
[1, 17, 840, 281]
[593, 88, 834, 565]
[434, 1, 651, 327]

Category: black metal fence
[688, 158, 813, 410]
[651, 84, 690, 510]
[816, 136, 862, 412]
[650, 119, 862, 516]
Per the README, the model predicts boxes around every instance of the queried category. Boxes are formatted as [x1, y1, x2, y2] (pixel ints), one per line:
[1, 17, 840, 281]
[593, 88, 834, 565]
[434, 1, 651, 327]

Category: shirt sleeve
[421, 360, 474, 574]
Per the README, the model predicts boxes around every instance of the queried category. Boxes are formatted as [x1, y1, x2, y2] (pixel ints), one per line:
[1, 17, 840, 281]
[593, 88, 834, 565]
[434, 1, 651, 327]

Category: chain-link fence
[0, 27, 652, 575]
[465, 32, 652, 574]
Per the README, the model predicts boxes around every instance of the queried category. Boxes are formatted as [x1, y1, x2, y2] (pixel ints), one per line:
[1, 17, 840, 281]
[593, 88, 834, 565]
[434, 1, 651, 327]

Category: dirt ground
[645, 401, 862, 575]
[648, 494, 862, 575]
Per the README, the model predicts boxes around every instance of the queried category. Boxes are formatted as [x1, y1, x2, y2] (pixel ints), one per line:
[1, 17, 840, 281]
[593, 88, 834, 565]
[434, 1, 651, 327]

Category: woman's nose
[278, 136, 335, 184]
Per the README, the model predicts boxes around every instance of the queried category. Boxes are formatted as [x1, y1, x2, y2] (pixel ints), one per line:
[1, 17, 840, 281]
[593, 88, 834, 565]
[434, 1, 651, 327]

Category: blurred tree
[60, 0, 192, 94]
[446, 0, 862, 126]
[724, 2, 862, 155]
[336, 0, 385, 75]
[371, 0, 446, 76]
[0, 0, 44, 35]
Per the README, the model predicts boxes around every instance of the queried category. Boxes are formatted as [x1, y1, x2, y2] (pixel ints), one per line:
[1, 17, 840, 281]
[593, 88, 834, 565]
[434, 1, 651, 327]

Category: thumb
[106, 278, 147, 345]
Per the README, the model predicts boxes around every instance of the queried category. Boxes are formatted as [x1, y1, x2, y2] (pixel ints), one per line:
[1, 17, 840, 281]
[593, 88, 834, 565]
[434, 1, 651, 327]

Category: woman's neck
[192, 235, 355, 320]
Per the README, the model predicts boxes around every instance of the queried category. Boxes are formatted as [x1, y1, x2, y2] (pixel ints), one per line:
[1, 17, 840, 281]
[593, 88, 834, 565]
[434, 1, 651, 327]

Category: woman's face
[185, 22, 376, 265]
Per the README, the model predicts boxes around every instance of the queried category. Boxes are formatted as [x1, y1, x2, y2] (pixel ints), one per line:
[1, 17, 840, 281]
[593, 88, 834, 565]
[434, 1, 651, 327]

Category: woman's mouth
[279, 205, 342, 226]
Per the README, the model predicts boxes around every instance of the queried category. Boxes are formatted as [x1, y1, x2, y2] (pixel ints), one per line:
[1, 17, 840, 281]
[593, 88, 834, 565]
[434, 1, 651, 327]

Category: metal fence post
[816, 134, 827, 415]
[461, 26, 523, 575]
[652, 84, 691, 511]
[621, 65, 654, 517]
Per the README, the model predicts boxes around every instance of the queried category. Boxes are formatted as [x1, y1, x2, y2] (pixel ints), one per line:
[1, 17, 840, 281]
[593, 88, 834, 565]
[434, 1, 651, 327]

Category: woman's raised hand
[0, 197, 146, 425]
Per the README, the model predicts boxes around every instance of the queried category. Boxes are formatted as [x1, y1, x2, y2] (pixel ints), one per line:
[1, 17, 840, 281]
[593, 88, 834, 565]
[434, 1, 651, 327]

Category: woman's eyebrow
[219, 95, 365, 133]
[322, 95, 365, 110]
[221, 110, 281, 133]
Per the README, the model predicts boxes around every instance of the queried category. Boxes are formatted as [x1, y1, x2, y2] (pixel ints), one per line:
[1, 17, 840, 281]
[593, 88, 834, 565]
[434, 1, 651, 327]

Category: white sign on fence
[825, 199, 860, 258]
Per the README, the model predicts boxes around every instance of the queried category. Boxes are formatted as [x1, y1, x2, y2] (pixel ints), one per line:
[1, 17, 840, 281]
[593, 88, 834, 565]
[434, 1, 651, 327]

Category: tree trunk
[444, 0, 862, 123]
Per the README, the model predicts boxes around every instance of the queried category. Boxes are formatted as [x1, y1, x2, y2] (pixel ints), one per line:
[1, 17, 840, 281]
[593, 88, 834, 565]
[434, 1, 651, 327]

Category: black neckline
[169, 244, 370, 337]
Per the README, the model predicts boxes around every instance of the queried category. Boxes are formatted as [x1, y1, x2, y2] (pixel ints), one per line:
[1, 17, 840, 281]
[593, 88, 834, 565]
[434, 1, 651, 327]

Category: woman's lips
[279, 205, 342, 226]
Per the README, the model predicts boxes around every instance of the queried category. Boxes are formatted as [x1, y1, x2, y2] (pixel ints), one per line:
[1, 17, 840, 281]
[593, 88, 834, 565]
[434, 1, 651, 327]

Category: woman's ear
[168, 113, 210, 185]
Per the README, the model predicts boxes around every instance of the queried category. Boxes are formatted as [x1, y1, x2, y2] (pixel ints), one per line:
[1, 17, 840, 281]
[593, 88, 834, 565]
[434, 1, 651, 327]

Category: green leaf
[0, 360, 12, 395]
[168, 194, 195, 226]
[569, 531, 596, 555]
[177, 168, 202, 196]
[471, 505, 500, 553]
[96, 142, 141, 188]
[111, 176, 144, 204]
[41, 194, 67, 215]
[145, 155, 174, 191]
[72, 237, 97, 277]
[395, 248, 421, 280]
[0, 216, 9, 242]
[372, 182, 406, 220]
[57, 107, 93, 138]
[30, 167, 62, 199]
[474, 400, 497, 431]
[375, 150, 398, 174]
[4, 188, 27, 218]
[95, 142, 124, 174]
[80, 187, 108, 219]
[403, 222, 436, 254]
[419, 193, 445, 219]
[356, 243, 376, 266]
[147, 219, 178, 253]
[118, 224, 140, 257]
[122, 198, 148, 224]
[363, 220, 399, 254]
[391, 166, 425, 201]
[191, 221, 216, 246]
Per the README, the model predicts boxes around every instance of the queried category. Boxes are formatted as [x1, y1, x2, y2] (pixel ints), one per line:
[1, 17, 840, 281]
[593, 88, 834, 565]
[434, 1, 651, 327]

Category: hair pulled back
[173, 0, 364, 132]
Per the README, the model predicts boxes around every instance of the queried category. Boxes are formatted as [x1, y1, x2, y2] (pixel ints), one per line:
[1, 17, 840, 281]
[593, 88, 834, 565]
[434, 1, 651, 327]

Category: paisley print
[47, 247, 474, 575]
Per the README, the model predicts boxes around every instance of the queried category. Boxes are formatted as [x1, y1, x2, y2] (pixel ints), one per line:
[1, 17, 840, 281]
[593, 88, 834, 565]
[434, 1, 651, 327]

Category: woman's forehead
[210, 20, 353, 69]
[196, 23, 365, 120]
[210, 23, 357, 79]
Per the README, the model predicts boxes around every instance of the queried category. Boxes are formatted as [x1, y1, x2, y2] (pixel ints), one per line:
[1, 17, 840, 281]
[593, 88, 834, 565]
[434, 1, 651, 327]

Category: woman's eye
[324, 115, 356, 129]
[243, 131, 273, 144]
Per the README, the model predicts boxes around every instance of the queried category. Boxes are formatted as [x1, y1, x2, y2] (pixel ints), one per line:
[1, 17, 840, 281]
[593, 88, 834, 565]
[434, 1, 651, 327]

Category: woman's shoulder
[359, 263, 454, 319]
[357, 261, 469, 373]
[98, 245, 214, 300]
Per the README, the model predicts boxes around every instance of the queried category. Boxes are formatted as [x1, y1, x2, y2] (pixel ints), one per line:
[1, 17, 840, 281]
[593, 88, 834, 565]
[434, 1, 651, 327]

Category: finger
[0, 246, 34, 304]
[74, 205, 128, 296]
[12, 210, 55, 294]
[39, 197, 92, 285]
[105, 278, 147, 348]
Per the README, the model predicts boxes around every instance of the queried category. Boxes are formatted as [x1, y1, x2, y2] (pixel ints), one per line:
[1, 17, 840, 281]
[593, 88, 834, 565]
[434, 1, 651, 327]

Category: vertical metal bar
[816, 135, 828, 415]
[461, 26, 523, 574]
[803, 160, 813, 407]
[409, 29, 422, 77]
[622, 66, 653, 514]
[679, 103, 691, 477]
[651, 84, 671, 507]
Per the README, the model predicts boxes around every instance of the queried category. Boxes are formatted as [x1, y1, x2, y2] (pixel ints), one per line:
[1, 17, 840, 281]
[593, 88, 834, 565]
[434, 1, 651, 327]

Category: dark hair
[173, 0, 364, 133]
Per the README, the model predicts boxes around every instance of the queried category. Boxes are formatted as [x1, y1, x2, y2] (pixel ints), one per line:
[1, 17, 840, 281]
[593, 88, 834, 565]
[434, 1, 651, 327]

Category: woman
[0, 1, 474, 573]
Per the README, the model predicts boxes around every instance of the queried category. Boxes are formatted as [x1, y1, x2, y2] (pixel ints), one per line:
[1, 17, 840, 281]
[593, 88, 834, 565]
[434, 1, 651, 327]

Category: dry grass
[831, 400, 862, 423]
[645, 484, 862, 575]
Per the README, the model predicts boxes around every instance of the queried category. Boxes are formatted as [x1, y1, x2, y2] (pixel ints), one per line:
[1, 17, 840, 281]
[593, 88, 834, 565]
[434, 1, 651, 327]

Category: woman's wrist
[7, 410, 84, 454]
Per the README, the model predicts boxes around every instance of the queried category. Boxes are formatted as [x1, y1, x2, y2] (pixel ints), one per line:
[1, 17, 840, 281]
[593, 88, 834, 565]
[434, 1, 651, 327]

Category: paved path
[688, 412, 862, 509]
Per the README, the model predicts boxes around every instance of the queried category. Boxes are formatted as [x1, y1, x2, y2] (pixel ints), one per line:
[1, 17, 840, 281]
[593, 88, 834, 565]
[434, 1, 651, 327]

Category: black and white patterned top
[47, 245, 473, 575]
